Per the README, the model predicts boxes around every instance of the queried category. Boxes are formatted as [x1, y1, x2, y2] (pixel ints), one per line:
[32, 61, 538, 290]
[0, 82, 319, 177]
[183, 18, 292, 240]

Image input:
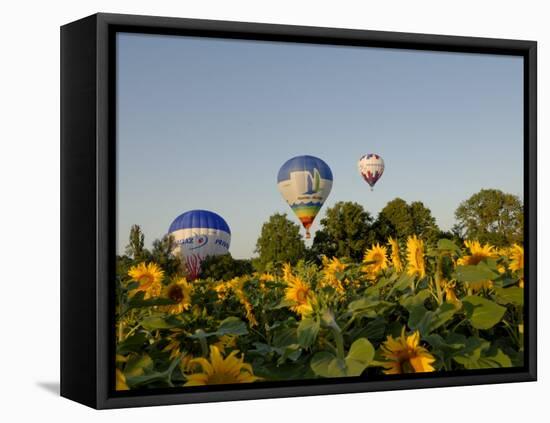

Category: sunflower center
[168, 285, 184, 303]
[469, 254, 485, 265]
[139, 274, 154, 287]
[372, 253, 383, 264]
[396, 350, 416, 373]
[296, 288, 308, 303]
[414, 249, 423, 265]
[400, 359, 415, 374]
[207, 370, 240, 385]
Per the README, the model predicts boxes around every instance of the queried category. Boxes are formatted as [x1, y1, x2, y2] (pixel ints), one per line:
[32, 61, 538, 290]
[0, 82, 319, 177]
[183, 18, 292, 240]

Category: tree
[150, 234, 182, 277]
[125, 224, 146, 260]
[308, 229, 337, 263]
[373, 198, 439, 244]
[200, 254, 253, 280]
[454, 189, 523, 246]
[409, 201, 440, 243]
[312, 201, 374, 261]
[254, 213, 306, 271]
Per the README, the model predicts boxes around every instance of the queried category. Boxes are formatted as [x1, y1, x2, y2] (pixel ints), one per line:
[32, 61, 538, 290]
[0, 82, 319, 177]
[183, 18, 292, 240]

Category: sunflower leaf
[455, 264, 498, 283]
[310, 352, 336, 378]
[436, 239, 461, 252]
[462, 296, 507, 330]
[141, 315, 179, 330]
[216, 317, 248, 336]
[310, 338, 374, 378]
[124, 354, 154, 377]
[400, 289, 431, 311]
[492, 287, 524, 306]
[297, 317, 320, 348]
[127, 296, 177, 309]
[452, 338, 512, 369]
[188, 317, 248, 339]
[345, 338, 375, 376]
[117, 332, 148, 355]
[391, 273, 415, 293]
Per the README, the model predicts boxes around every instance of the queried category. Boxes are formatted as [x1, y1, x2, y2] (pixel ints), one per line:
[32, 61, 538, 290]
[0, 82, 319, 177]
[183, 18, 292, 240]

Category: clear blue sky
[116, 32, 523, 258]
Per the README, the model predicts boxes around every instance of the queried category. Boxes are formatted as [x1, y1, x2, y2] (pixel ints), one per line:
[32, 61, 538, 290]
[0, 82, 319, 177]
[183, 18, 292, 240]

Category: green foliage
[150, 234, 182, 277]
[125, 224, 146, 260]
[200, 253, 253, 280]
[373, 198, 440, 244]
[115, 202, 524, 390]
[454, 264, 498, 283]
[312, 201, 374, 261]
[407, 302, 460, 337]
[297, 317, 320, 348]
[310, 338, 375, 377]
[454, 188, 523, 247]
[462, 296, 507, 330]
[254, 213, 306, 271]
[123, 225, 182, 277]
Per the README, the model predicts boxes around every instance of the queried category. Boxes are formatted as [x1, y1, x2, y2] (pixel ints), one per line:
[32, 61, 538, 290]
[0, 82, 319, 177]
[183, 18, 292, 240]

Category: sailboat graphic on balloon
[277, 155, 333, 239]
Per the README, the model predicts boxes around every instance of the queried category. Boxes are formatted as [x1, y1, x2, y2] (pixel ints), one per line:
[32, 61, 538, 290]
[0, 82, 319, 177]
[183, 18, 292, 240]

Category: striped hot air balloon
[168, 210, 230, 279]
[358, 153, 385, 191]
[277, 155, 333, 239]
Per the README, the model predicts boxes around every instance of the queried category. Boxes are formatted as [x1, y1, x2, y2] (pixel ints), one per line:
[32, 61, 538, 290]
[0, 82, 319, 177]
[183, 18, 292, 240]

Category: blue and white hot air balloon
[277, 155, 333, 239]
[168, 210, 231, 279]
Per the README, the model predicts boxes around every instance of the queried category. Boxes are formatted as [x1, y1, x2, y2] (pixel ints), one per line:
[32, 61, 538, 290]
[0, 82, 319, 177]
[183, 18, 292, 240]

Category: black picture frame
[60, 12, 537, 409]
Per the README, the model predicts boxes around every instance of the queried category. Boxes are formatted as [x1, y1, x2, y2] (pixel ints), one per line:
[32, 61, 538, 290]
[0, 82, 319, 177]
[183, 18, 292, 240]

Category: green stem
[332, 327, 345, 360]
[341, 316, 356, 333]
[249, 326, 267, 341]
[434, 255, 444, 305]
[195, 330, 209, 357]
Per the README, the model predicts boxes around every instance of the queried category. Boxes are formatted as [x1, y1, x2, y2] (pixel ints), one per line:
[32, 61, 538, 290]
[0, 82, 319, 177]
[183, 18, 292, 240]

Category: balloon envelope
[277, 155, 333, 238]
[358, 153, 385, 190]
[168, 210, 231, 279]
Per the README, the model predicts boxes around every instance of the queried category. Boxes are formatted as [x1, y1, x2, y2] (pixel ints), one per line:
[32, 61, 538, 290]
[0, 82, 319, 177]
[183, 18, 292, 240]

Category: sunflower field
[115, 237, 525, 390]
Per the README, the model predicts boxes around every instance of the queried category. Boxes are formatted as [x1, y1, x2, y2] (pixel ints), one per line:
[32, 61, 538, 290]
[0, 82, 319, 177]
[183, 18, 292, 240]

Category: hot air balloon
[277, 155, 333, 239]
[358, 153, 385, 191]
[168, 210, 231, 279]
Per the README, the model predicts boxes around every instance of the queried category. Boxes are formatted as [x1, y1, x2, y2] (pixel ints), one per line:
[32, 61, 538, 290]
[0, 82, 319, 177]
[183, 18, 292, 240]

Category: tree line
[121, 188, 523, 280]
[214, 188, 523, 275]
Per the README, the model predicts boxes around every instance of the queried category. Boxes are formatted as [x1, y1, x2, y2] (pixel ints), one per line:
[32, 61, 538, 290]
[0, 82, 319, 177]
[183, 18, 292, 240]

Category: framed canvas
[60, 13, 537, 409]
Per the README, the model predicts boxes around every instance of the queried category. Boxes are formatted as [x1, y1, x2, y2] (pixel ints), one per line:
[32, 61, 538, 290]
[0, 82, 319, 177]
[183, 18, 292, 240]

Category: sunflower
[162, 278, 192, 314]
[213, 335, 237, 354]
[406, 236, 426, 279]
[380, 328, 436, 374]
[163, 333, 184, 360]
[457, 240, 496, 266]
[456, 240, 497, 290]
[229, 277, 258, 327]
[258, 272, 276, 282]
[508, 244, 524, 287]
[213, 281, 231, 301]
[320, 256, 347, 293]
[508, 244, 524, 272]
[179, 354, 200, 373]
[127, 262, 164, 299]
[184, 346, 260, 386]
[282, 263, 293, 281]
[388, 237, 403, 272]
[255, 272, 275, 291]
[362, 244, 389, 279]
[442, 279, 460, 304]
[116, 369, 129, 391]
[284, 274, 314, 317]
